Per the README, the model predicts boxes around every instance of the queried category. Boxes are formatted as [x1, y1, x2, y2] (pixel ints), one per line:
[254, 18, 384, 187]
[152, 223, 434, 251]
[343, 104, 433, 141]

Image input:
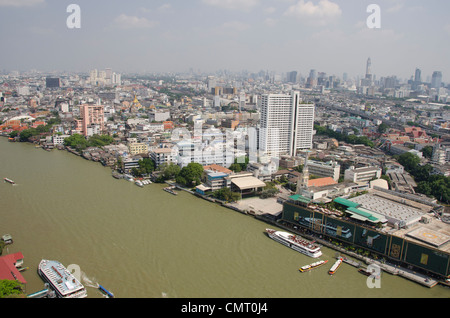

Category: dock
[370, 261, 439, 288]
[27, 284, 56, 298]
[341, 256, 361, 268]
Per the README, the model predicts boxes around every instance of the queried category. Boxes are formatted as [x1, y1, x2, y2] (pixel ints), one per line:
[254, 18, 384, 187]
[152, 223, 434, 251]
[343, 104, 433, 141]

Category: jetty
[341, 256, 361, 268]
[27, 284, 56, 298]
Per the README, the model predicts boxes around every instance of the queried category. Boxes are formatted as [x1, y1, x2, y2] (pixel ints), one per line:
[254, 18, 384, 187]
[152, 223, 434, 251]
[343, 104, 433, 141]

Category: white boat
[299, 260, 328, 272]
[135, 180, 144, 187]
[38, 260, 87, 298]
[265, 229, 322, 258]
[329, 257, 343, 275]
[4, 178, 15, 185]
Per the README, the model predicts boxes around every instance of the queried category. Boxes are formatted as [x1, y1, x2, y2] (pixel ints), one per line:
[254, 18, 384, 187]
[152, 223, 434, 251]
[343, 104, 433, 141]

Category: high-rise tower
[259, 91, 315, 158]
[365, 57, 373, 81]
[431, 71, 443, 89]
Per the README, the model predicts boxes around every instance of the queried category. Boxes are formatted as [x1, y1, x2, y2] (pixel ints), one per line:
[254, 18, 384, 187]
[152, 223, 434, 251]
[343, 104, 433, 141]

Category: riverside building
[259, 91, 315, 158]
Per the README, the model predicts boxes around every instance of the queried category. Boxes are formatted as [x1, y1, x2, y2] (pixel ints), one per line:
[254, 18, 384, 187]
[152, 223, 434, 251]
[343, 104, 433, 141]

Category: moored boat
[299, 260, 328, 272]
[164, 186, 178, 195]
[329, 257, 343, 275]
[38, 260, 87, 298]
[135, 180, 144, 187]
[265, 229, 322, 258]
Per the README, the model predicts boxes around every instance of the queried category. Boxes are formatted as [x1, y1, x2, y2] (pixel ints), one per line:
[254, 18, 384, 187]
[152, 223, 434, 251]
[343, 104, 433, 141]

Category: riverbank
[3, 137, 449, 291]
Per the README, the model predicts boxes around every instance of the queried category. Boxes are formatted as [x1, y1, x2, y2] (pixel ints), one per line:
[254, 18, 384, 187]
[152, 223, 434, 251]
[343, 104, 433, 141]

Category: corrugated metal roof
[347, 207, 379, 222]
[289, 194, 311, 203]
[334, 197, 361, 208]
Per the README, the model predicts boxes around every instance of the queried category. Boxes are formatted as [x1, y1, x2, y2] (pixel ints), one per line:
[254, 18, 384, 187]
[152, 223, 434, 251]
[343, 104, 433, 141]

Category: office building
[259, 91, 315, 158]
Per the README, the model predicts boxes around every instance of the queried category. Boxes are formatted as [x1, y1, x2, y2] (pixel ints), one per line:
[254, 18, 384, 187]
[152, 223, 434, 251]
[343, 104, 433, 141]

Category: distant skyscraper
[412, 68, 422, 91]
[414, 68, 422, 83]
[46, 77, 60, 89]
[287, 71, 298, 83]
[365, 57, 373, 81]
[259, 91, 314, 158]
[431, 71, 442, 89]
[306, 70, 317, 88]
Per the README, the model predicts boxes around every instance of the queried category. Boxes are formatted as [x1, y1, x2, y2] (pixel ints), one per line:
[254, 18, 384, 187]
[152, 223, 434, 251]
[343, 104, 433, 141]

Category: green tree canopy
[176, 162, 203, 187]
[0, 280, 25, 298]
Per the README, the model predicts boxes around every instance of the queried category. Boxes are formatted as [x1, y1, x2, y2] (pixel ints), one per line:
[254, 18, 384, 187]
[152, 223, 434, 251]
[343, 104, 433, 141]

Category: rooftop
[231, 176, 266, 190]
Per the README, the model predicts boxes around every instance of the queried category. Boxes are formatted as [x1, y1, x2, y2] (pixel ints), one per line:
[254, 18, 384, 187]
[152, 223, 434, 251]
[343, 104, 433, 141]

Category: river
[0, 137, 449, 298]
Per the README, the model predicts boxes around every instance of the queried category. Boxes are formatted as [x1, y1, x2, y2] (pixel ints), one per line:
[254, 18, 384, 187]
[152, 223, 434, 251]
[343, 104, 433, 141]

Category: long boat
[265, 229, 322, 258]
[299, 260, 328, 272]
[38, 260, 87, 298]
[329, 257, 343, 275]
[4, 178, 15, 185]
[98, 285, 114, 298]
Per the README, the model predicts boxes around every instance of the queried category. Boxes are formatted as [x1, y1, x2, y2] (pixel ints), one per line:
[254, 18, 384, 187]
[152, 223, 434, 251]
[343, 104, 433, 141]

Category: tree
[0, 280, 25, 298]
[176, 163, 203, 187]
[19, 129, 35, 142]
[157, 162, 181, 181]
[378, 123, 389, 133]
[64, 134, 88, 152]
[397, 152, 421, 172]
[228, 163, 242, 173]
[421, 146, 433, 159]
[213, 188, 240, 202]
[234, 156, 249, 171]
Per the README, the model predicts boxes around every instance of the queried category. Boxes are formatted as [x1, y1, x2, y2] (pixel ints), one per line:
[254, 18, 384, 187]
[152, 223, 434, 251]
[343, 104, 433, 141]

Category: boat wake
[81, 271, 99, 289]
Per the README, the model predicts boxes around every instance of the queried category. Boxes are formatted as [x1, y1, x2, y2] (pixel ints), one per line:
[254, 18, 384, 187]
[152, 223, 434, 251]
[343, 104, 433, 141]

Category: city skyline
[0, 0, 449, 82]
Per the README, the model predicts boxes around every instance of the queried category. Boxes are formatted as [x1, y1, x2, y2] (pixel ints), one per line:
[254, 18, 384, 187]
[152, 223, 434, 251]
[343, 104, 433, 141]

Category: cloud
[284, 0, 342, 26]
[0, 0, 44, 7]
[158, 4, 172, 11]
[202, 0, 259, 11]
[113, 14, 158, 30]
[264, 18, 277, 27]
[220, 21, 250, 32]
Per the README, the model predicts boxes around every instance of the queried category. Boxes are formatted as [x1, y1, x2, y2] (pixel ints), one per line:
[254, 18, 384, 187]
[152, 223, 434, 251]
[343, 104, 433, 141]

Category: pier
[267, 220, 442, 288]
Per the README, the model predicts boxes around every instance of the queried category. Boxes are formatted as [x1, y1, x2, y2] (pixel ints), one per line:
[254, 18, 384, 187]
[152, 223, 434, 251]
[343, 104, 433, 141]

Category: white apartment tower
[259, 91, 315, 158]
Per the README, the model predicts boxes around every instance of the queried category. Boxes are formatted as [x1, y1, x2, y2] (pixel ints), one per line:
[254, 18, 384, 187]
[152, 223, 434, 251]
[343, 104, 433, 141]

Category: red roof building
[0, 252, 27, 284]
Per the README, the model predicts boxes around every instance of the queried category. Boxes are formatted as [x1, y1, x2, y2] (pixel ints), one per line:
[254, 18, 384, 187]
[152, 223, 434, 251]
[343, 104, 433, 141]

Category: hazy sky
[0, 0, 449, 81]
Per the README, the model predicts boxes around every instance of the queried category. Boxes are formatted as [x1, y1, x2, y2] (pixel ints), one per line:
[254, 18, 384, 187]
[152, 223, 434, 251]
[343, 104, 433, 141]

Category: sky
[0, 0, 449, 82]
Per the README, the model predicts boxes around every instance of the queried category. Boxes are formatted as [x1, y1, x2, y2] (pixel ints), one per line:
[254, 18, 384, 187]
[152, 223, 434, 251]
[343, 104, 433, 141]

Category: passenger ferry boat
[265, 229, 322, 258]
[299, 260, 328, 272]
[38, 260, 87, 298]
[328, 257, 343, 275]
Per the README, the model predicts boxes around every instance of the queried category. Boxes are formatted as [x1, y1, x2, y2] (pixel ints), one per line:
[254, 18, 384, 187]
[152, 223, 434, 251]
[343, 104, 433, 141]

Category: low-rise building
[307, 160, 341, 181]
[128, 143, 148, 155]
[344, 166, 382, 183]
[149, 147, 177, 168]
